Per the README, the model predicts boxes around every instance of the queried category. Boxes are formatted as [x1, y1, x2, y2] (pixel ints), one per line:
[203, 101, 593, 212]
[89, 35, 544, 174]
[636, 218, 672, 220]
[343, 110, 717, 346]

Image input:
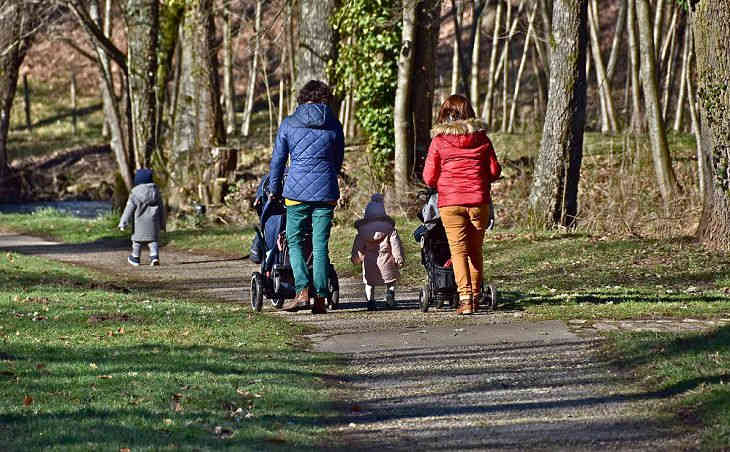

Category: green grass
[8, 82, 105, 162]
[0, 252, 339, 451]
[4, 208, 730, 321]
[605, 328, 730, 450]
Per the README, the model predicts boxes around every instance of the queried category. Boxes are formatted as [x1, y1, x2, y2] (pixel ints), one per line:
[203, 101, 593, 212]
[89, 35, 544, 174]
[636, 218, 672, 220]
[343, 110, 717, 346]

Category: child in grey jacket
[119, 169, 166, 266]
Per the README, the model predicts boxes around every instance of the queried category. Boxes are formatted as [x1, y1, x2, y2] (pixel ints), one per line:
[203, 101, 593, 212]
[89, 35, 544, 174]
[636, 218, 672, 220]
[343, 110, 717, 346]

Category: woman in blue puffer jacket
[268, 80, 344, 314]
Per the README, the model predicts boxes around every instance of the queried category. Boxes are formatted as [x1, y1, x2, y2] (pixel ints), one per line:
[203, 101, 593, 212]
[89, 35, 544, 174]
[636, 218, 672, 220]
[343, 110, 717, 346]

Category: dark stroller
[413, 190, 497, 312]
[248, 173, 339, 312]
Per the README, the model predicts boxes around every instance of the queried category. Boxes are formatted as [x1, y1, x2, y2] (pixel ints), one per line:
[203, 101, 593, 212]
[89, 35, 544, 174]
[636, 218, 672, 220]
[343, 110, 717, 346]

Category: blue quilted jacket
[268, 103, 345, 203]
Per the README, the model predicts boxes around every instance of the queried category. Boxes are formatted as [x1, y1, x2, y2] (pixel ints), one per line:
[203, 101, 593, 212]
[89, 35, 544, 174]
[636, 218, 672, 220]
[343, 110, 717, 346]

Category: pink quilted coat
[351, 215, 405, 285]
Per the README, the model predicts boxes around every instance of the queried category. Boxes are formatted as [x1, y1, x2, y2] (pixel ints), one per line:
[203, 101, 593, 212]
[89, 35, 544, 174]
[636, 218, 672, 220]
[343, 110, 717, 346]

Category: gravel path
[0, 232, 695, 450]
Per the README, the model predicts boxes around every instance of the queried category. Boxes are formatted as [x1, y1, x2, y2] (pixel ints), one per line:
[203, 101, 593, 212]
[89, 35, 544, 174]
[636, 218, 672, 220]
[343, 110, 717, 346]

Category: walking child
[351, 194, 405, 311]
[119, 168, 166, 266]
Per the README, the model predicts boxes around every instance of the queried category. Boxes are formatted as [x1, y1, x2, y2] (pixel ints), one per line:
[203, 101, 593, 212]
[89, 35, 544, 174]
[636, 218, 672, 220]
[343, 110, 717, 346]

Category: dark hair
[297, 80, 332, 105]
[436, 94, 476, 123]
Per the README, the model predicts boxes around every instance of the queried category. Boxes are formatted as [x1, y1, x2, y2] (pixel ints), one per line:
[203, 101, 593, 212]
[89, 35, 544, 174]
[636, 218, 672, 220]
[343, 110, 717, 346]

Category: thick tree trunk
[242, 0, 262, 137]
[412, 0, 441, 177]
[172, 0, 225, 172]
[394, 0, 417, 199]
[126, 0, 159, 168]
[286, 0, 297, 113]
[636, 0, 678, 202]
[297, 0, 336, 88]
[450, 0, 463, 95]
[692, 1, 730, 250]
[528, 0, 588, 228]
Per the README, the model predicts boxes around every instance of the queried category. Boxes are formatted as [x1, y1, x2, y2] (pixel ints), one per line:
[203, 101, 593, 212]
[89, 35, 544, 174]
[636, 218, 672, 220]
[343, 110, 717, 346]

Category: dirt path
[0, 232, 696, 450]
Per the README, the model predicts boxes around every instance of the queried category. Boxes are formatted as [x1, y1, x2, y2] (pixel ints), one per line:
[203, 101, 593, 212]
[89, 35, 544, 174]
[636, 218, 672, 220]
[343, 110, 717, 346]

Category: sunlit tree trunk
[507, 2, 537, 133]
[126, 0, 159, 167]
[627, 0, 642, 132]
[242, 0, 262, 137]
[482, 0, 502, 126]
[692, 0, 730, 250]
[636, 0, 678, 203]
[223, 2, 236, 135]
[606, 0, 626, 82]
[528, 0, 588, 228]
[395, 0, 417, 199]
[297, 0, 336, 88]
[469, 6, 481, 106]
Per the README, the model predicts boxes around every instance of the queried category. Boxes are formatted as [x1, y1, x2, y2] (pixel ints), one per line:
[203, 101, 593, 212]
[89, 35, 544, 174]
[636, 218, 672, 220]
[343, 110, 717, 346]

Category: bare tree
[297, 0, 337, 88]
[395, 0, 417, 198]
[242, 0, 262, 137]
[528, 0, 589, 228]
[626, 0, 642, 132]
[636, 0, 678, 203]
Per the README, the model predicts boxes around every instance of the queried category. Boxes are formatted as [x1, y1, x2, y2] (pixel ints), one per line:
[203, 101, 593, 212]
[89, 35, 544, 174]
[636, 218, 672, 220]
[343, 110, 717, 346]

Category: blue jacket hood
[289, 103, 333, 129]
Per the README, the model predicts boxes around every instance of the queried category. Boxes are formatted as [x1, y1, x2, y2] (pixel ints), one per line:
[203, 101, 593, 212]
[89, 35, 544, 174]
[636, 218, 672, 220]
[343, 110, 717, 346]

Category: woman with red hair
[422, 94, 501, 315]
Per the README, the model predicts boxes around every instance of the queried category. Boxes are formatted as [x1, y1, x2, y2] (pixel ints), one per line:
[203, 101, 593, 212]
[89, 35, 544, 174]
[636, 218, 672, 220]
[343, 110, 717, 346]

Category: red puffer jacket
[422, 119, 501, 208]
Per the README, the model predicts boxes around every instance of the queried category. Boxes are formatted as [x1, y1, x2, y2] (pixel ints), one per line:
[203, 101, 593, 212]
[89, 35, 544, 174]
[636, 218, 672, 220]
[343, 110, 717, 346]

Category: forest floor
[1, 231, 727, 450]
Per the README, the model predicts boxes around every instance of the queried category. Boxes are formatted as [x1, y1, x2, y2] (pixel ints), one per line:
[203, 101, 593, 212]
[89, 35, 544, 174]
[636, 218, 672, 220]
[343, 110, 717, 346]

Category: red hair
[437, 94, 476, 123]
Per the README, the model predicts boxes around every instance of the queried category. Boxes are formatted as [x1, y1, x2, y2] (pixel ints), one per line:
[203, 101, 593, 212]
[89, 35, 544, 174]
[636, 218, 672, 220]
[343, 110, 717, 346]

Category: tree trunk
[627, 0, 643, 132]
[242, 0, 262, 137]
[606, 0, 627, 82]
[673, 25, 690, 132]
[528, 0, 588, 228]
[500, 0, 512, 133]
[652, 0, 665, 58]
[470, 5, 481, 106]
[636, 0, 678, 202]
[90, 0, 134, 189]
[172, 0, 225, 176]
[660, 11, 679, 122]
[297, 0, 336, 88]
[482, 0, 502, 126]
[588, 0, 617, 133]
[450, 0, 463, 95]
[692, 1, 730, 250]
[412, 0, 441, 177]
[223, 2, 236, 135]
[507, 2, 537, 133]
[286, 0, 297, 113]
[126, 0, 159, 168]
[0, 1, 35, 200]
[395, 0, 417, 199]
[684, 30, 703, 202]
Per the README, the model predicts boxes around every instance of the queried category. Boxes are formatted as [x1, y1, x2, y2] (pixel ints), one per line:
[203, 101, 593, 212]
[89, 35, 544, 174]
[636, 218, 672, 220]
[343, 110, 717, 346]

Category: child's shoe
[127, 255, 141, 266]
[150, 256, 160, 266]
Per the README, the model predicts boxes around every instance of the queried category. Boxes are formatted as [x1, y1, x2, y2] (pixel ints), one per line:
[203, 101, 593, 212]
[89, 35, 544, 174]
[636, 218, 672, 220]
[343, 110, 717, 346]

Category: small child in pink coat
[351, 194, 405, 311]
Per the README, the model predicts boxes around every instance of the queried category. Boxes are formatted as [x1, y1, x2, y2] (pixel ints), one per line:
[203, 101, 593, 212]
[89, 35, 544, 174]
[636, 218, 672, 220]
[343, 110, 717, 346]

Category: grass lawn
[0, 252, 339, 451]
[604, 328, 730, 450]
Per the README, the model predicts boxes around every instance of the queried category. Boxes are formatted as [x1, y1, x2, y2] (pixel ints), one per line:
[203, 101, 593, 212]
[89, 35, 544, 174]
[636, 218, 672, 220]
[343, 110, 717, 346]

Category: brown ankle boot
[282, 287, 309, 312]
[311, 296, 327, 314]
[456, 295, 473, 315]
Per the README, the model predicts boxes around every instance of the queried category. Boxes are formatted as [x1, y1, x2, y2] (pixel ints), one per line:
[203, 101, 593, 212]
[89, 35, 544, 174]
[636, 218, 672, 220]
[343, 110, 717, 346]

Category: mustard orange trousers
[440, 204, 489, 299]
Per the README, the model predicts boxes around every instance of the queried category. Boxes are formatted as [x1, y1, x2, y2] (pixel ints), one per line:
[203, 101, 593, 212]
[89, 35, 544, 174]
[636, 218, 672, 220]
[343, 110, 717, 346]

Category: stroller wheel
[419, 285, 431, 313]
[271, 297, 285, 309]
[327, 266, 340, 309]
[485, 284, 498, 310]
[250, 272, 264, 312]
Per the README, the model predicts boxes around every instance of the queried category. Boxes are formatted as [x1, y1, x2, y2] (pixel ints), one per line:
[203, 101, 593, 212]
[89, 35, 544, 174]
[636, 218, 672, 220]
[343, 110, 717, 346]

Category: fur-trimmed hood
[430, 118, 489, 138]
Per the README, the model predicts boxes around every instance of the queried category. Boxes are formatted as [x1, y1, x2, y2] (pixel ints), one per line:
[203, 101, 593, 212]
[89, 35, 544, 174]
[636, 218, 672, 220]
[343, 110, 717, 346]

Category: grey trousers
[132, 241, 159, 258]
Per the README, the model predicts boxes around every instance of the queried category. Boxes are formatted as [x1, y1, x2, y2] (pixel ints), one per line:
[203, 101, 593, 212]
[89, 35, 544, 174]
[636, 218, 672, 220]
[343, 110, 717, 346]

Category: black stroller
[413, 190, 497, 312]
[248, 173, 339, 312]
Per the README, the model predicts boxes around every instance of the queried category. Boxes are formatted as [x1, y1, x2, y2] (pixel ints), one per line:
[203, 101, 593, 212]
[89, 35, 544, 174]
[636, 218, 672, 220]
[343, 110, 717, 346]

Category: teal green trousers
[285, 203, 334, 297]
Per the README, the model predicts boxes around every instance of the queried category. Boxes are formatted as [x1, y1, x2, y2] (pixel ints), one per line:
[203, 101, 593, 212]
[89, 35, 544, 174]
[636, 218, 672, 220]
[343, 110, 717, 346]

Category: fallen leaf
[117, 327, 125, 335]
[164, 418, 173, 425]
[119, 448, 131, 452]
[23, 395, 32, 406]
[89, 363, 97, 369]
[98, 375, 113, 379]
